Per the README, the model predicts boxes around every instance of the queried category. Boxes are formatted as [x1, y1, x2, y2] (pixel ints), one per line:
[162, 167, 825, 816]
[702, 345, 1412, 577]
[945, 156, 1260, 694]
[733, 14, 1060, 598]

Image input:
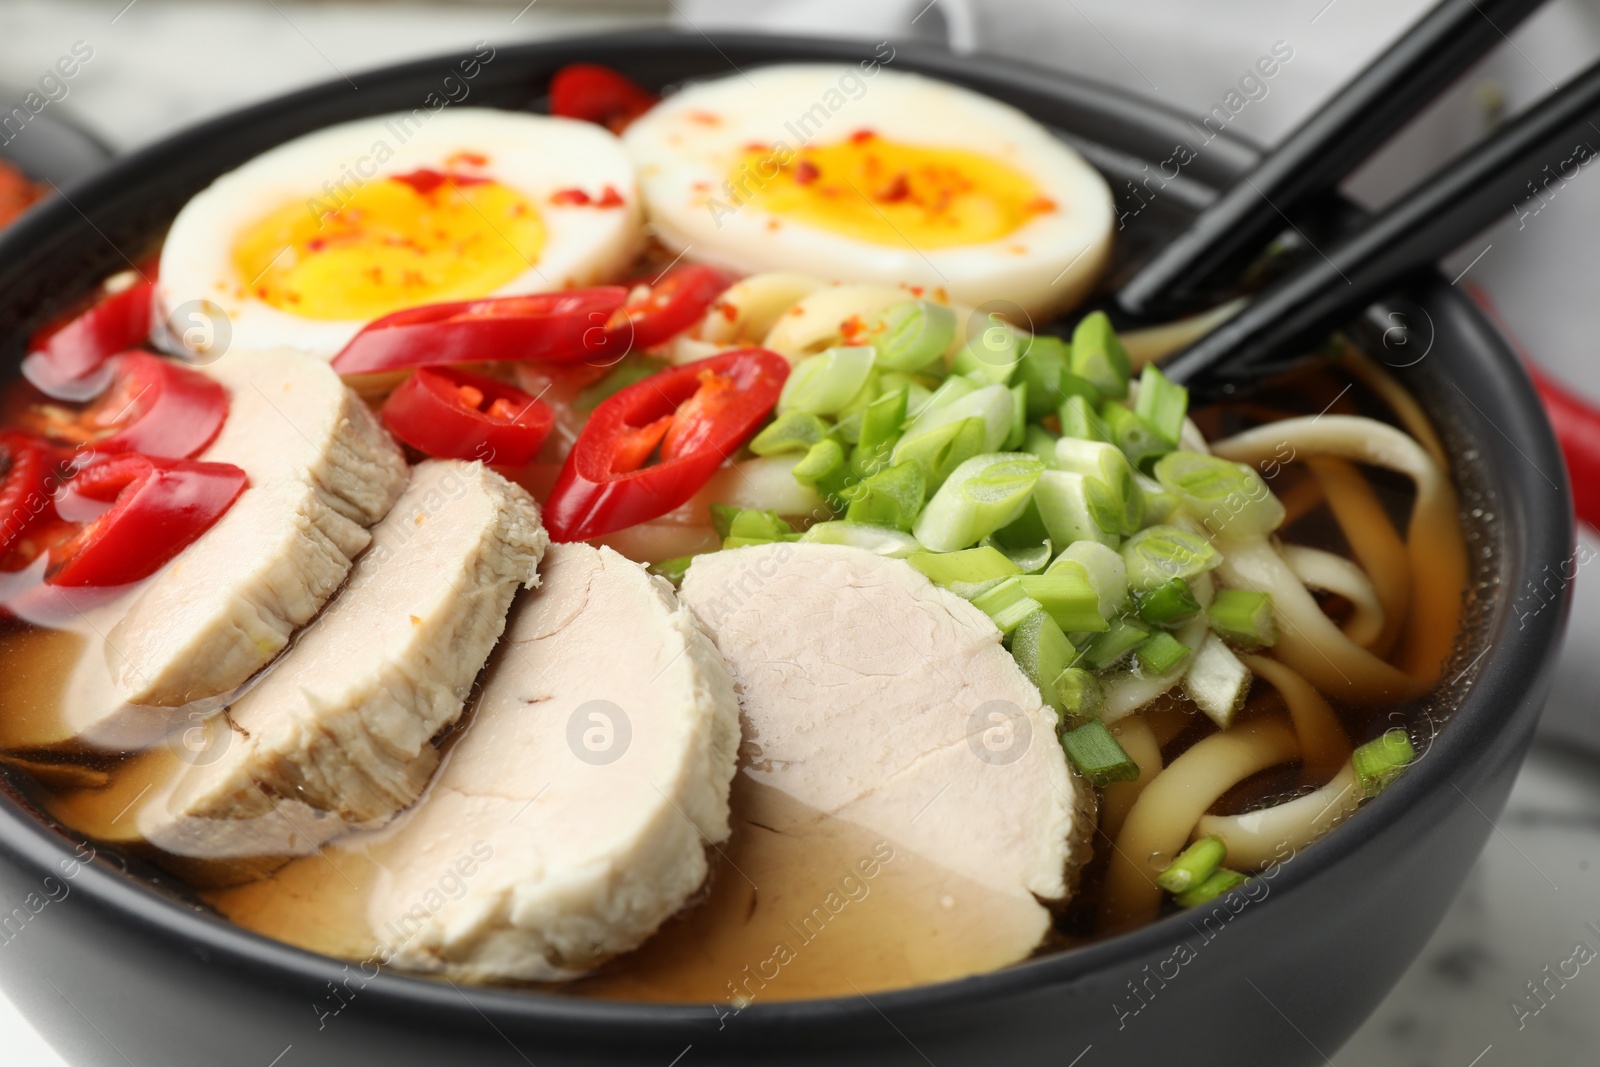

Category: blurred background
[3, 1, 1598, 1063]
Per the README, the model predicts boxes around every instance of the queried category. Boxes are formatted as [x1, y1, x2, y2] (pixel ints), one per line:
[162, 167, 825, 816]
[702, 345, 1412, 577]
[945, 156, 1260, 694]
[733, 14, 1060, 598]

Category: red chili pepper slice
[23, 280, 155, 394]
[382, 367, 556, 467]
[47, 454, 248, 588]
[21, 352, 228, 460]
[604, 264, 736, 355]
[548, 64, 659, 134]
[331, 288, 629, 375]
[0, 433, 55, 562]
[543, 348, 790, 542]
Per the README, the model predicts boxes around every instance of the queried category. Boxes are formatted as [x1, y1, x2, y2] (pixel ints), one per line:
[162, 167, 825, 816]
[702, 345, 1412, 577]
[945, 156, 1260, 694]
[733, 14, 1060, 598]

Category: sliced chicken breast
[642, 542, 1093, 997]
[138, 460, 547, 878]
[362, 543, 741, 982]
[106, 350, 408, 708]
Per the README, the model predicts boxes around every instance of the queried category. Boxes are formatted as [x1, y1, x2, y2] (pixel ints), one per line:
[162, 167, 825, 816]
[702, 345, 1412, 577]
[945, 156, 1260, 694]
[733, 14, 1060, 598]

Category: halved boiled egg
[159, 109, 643, 361]
[623, 65, 1115, 322]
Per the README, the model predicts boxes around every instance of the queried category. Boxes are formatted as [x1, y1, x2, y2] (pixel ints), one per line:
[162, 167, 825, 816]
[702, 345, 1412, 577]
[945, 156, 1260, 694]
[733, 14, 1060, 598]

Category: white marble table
[3, 2, 1598, 1064]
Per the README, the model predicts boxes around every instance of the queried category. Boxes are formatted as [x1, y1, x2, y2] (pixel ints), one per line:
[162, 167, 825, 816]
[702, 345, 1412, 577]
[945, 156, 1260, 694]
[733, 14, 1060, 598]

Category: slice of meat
[105, 350, 409, 708]
[362, 543, 741, 982]
[137, 460, 547, 881]
[649, 542, 1093, 997]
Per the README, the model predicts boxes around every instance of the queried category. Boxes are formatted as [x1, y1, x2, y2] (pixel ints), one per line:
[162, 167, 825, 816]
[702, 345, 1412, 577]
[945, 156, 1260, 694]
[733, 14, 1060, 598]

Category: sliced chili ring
[23, 279, 156, 395]
[0, 433, 55, 561]
[543, 347, 790, 542]
[548, 64, 659, 134]
[603, 263, 736, 356]
[47, 454, 248, 588]
[331, 288, 630, 375]
[382, 367, 556, 468]
[23, 351, 229, 460]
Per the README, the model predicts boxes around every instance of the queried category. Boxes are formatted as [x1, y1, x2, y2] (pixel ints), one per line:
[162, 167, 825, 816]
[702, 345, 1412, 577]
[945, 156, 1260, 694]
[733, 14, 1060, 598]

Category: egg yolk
[735, 131, 1053, 249]
[231, 168, 545, 321]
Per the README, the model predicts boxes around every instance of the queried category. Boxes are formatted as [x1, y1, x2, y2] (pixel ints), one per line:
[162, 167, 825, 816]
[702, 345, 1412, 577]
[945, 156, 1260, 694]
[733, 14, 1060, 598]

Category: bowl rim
[0, 27, 1574, 1040]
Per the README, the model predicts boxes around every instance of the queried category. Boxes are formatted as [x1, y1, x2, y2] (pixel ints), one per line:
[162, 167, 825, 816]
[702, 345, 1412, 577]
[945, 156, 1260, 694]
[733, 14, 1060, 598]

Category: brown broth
[0, 360, 1482, 1001]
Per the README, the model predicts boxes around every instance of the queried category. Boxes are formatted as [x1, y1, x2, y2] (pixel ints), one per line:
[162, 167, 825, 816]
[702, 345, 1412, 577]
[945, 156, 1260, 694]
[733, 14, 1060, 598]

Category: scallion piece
[1050, 541, 1129, 621]
[1135, 631, 1191, 675]
[1183, 633, 1252, 728]
[1137, 577, 1201, 627]
[1134, 363, 1189, 447]
[799, 521, 921, 558]
[1023, 424, 1060, 469]
[897, 382, 1014, 457]
[1059, 394, 1109, 442]
[1019, 572, 1109, 633]
[1121, 525, 1222, 593]
[1054, 437, 1143, 535]
[906, 545, 1021, 586]
[1010, 608, 1077, 716]
[892, 415, 988, 491]
[868, 299, 956, 373]
[749, 411, 832, 456]
[844, 460, 926, 531]
[853, 386, 908, 475]
[912, 453, 1045, 552]
[1206, 588, 1279, 649]
[1081, 616, 1151, 670]
[712, 506, 798, 548]
[985, 537, 1052, 575]
[778, 345, 877, 416]
[791, 437, 851, 508]
[1154, 451, 1286, 542]
[1101, 401, 1171, 471]
[953, 313, 1023, 384]
[1069, 311, 1131, 400]
[1156, 835, 1227, 894]
[647, 555, 698, 586]
[1136, 472, 1180, 523]
[1033, 470, 1121, 550]
[1174, 868, 1248, 908]
[970, 577, 1044, 634]
[1015, 334, 1070, 419]
[1054, 667, 1104, 726]
[1004, 383, 1028, 451]
[1352, 729, 1416, 798]
[1060, 720, 1140, 786]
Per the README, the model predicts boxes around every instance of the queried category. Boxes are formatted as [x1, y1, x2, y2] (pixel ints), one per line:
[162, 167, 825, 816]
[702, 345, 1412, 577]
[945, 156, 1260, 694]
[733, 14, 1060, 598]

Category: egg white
[158, 109, 644, 362]
[623, 65, 1115, 323]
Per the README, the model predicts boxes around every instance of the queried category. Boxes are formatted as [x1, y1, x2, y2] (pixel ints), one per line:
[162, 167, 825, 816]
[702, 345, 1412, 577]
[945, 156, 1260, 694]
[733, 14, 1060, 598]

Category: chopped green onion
[1019, 572, 1109, 633]
[1153, 451, 1285, 542]
[1174, 868, 1248, 908]
[1054, 437, 1143, 535]
[1135, 472, 1180, 523]
[912, 453, 1045, 552]
[1015, 334, 1070, 419]
[1206, 589, 1279, 649]
[897, 382, 1014, 457]
[953, 313, 1023, 384]
[1081, 616, 1151, 670]
[1050, 541, 1129, 621]
[574, 354, 664, 412]
[853, 386, 908, 475]
[1060, 720, 1140, 786]
[970, 577, 1044, 634]
[712, 506, 798, 548]
[1134, 363, 1189, 447]
[832, 409, 864, 445]
[915, 373, 977, 415]
[1023, 424, 1059, 468]
[1003, 383, 1028, 450]
[891, 415, 988, 491]
[1156, 835, 1227, 894]
[984, 535, 1052, 575]
[1121, 525, 1221, 592]
[1135, 631, 1191, 675]
[1101, 401, 1171, 471]
[1183, 633, 1252, 727]
[906, 545, 1021, 586]
[844, 460, 926, 531]
[647, 555, 698, 586]
[948, 576, 1011, 601]
[1059, 394, 1109, 442]
[1069, 311, 1131, 399]
[1137, 577, 1201, 627]
[791, 437, 851, 508]
[867, 300, 956, 373]
[778, 345, 876, 416]
[799, 521, 921, 558]
[749, 411, 832, 456]
[1033, 470, 1120, 550]
[1010, 608, 1077, 716]
[1352, 729, 1416, 798]
[1054, 667, 1104, 726]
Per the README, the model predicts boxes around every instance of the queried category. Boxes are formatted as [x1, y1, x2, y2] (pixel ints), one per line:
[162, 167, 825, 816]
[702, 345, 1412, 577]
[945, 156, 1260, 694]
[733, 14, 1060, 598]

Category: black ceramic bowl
[0, 32, 1573, 1067]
